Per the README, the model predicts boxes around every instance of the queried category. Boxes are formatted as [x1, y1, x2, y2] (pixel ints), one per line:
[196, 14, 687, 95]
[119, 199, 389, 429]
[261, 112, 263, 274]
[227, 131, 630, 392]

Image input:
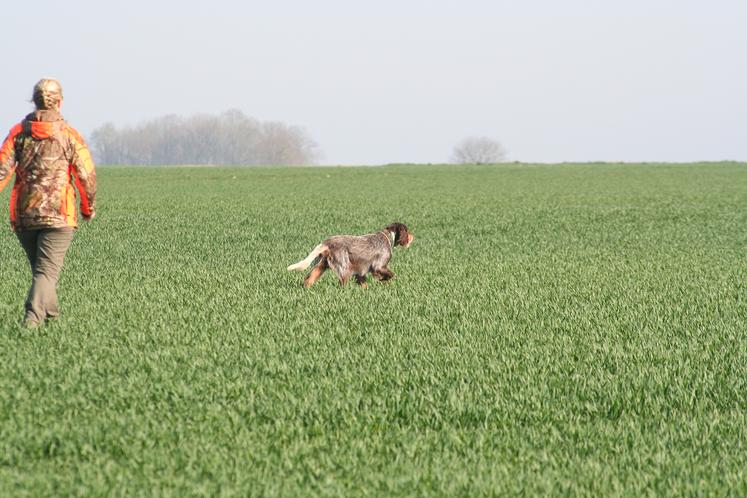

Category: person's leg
[16, 230, 42, 326]
[16, 229, 39, 268]
[27, 228, 75, 323]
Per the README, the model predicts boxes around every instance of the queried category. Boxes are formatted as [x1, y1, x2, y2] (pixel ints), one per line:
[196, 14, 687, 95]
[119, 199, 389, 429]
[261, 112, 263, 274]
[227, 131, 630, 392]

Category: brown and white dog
[287, 222, 414, 288]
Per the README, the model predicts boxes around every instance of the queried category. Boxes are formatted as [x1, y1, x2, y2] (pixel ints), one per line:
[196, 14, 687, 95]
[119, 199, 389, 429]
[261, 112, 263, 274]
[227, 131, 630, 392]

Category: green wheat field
[1, 163, 745, 496]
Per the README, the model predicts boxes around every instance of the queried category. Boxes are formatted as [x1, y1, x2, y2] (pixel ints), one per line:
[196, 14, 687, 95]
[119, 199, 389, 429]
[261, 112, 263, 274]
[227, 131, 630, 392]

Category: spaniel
[287, 222, 413, 288]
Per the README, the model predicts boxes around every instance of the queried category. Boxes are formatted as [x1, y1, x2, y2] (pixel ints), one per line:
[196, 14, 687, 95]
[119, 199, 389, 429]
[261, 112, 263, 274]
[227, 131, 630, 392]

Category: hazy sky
[2, 0, 745, 164]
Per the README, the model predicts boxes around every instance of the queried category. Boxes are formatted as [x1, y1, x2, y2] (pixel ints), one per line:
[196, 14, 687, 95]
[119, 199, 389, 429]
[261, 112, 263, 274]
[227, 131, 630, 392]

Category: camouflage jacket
[0, 110, 96, 231]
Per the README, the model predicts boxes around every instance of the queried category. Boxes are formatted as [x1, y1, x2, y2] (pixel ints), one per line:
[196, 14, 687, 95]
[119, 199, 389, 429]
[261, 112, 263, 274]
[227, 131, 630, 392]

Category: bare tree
[90, 123, 123, 164]
[256, 121, 319, 166]
[451, 136, 508, 164]
[90, 110, 319, 166]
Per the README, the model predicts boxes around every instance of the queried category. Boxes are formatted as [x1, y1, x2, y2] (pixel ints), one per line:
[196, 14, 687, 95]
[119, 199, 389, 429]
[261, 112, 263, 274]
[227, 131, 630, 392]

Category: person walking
[0, 78, 97, 328]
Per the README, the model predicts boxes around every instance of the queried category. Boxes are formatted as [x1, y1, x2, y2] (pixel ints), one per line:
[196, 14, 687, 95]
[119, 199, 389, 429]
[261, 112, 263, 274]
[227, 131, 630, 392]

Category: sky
[2, 0, 745, 164]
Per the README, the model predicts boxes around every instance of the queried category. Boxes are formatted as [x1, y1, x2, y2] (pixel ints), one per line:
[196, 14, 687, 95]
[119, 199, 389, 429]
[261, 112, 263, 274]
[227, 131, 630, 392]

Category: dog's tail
[287, 244, 327, 271]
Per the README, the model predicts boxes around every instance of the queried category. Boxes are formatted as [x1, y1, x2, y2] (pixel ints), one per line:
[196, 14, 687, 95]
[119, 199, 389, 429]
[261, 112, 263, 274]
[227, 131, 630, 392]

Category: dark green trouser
[16, 228, 74, 324]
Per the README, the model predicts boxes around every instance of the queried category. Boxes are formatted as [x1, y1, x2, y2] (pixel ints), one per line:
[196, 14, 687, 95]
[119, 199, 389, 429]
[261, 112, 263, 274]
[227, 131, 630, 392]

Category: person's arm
[0, 124, 22, 192]
[66, 126, 97, 220]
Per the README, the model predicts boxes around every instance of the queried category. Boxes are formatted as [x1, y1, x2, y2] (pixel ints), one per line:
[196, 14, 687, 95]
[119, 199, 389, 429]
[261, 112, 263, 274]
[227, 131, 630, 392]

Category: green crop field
[0, 162, 745, 496]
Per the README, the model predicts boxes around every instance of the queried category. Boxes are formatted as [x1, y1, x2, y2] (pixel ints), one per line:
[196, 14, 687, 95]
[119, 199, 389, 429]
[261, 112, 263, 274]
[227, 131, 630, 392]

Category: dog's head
[386, 222, 414, 248]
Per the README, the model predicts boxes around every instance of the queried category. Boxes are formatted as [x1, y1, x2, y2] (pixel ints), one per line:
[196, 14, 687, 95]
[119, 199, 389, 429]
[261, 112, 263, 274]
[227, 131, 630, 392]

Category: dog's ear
[397, 223, 410, 246]
[385, 222, 399, 243]
[386, 222, 409, 246]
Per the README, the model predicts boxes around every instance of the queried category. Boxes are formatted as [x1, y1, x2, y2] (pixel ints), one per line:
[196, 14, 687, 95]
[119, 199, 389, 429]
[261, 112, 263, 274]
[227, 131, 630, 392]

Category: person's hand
[82, 211, 96, 221]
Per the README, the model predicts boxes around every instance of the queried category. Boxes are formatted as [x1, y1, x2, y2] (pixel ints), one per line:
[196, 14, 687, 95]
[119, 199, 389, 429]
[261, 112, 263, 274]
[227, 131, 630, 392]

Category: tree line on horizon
[90, 109, 319, 166]
[90, 108, 510, 166]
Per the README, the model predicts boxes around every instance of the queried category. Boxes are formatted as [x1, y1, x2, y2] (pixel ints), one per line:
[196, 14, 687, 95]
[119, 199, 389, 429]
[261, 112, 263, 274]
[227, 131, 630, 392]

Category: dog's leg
[338, 271, 351, 287]
[304, 258, 328, 288]
[355, 275, 368, 288]
[372, 268, 395, 282]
